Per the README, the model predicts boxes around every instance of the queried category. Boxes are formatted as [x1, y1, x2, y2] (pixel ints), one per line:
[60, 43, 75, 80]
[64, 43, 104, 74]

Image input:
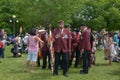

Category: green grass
[0, 46, 120, 80]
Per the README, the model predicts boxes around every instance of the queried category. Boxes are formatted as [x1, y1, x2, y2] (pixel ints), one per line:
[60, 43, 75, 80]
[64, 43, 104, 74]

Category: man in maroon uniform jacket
[41, 27, 51, 69]
[80, 24, 91, 74]
[66, 25, 76, 68]
[52, 20, 71, 77]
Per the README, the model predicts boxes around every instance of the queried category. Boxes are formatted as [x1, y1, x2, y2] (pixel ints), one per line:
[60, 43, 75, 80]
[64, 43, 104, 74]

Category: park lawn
[0, 46, 120, 80]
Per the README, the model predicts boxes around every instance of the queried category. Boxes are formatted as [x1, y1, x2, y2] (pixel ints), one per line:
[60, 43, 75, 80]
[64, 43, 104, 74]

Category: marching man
[52, 20, 71, 77]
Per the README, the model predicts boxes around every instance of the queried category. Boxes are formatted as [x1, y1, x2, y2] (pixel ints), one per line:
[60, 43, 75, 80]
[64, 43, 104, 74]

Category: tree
[103, 0, 120, 31]
[72, 0, 120, 31]
[13, 0, 83, 32]
[0, 0, 14, 34]
[1, 0, 120, 34]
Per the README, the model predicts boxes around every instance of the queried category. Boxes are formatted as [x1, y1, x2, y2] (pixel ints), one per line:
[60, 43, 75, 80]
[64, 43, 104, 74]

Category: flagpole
[48, 24, 54, 74]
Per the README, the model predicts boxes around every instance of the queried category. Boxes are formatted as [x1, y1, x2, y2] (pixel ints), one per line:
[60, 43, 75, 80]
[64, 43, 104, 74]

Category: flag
[38, 49, 43, 58]
[48, 30, 54, 73]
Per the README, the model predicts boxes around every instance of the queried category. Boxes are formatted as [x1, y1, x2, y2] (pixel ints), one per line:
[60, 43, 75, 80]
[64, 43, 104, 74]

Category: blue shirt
[114, 34, 119, 44]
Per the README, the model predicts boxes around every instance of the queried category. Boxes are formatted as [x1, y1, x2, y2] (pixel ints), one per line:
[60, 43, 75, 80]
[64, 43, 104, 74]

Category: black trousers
[42, 51, 51, 69]
[69, 47, 80, 68]
[74, 47, 80, 67]
[54, 51, 69, 75]
[68, 52, 74, 68]
[0, 48, 4, 59]
[82, 50, 90, 73]
[37, 57, 41, 67]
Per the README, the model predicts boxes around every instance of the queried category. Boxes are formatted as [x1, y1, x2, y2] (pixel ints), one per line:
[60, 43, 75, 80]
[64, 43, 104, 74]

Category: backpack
[0, 41, 4, 48]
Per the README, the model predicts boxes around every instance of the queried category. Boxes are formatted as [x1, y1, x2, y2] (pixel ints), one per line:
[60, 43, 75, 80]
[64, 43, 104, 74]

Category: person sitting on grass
[11, 35, 22, 57]
[24, 28, 44, 73]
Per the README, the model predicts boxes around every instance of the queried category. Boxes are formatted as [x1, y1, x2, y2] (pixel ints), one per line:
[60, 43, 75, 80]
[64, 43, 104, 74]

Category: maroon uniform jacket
[76, 32, 82, 51]
[41, 32, 49, 52]
[71, 32, 77, 53]
[81, 28, 91, 50]
[52, 28, 71, 53]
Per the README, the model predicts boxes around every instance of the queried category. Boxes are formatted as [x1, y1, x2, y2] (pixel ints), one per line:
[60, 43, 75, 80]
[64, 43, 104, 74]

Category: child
[0, 35, 4, 63]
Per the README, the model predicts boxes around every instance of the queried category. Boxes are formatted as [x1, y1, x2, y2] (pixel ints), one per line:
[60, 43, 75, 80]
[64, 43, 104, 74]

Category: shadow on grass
[8, 68, 24, 74]
[9, 69, 52, 80]
[11, 72, 50, 80]
[27, 71, 54, 80]
[68, 67, 81, 74]
[108, 69, 120, 76]
[95, 63, 108, 66]
[69, 70, 79, 74]
[6, 56, 14, 58]
[6, 55, 24, 59]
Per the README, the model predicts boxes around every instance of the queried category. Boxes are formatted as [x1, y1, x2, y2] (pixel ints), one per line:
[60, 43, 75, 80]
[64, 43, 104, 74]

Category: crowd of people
[0, 20, 120, 77]
[23, 20, 120, 76]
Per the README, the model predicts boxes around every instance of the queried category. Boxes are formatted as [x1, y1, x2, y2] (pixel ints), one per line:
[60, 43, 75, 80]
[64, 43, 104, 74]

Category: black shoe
[48, 66, 51, 70]
[53, 73, 58, 76]
[42, 67, 46, 70]
[80, 71, 88, 74]
[74, 66, 78, 68]
[74, 65, 78, 68]
[63, 73, 68, 77]
[59, 67, 63, 70]
[80, 70, 84, 72]
[68, 65, 71, 68]
[38, 65, 40, 67]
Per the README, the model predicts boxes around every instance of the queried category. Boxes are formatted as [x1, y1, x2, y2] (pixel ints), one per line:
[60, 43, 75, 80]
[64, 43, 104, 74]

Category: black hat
[74, 28, 79, 32]
[80, 24, 86, 27]
[66, 24, 71, 28]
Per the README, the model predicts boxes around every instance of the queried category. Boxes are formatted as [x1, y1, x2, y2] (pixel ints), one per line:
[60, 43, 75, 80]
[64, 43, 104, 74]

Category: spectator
[0, 34, 4, 62]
